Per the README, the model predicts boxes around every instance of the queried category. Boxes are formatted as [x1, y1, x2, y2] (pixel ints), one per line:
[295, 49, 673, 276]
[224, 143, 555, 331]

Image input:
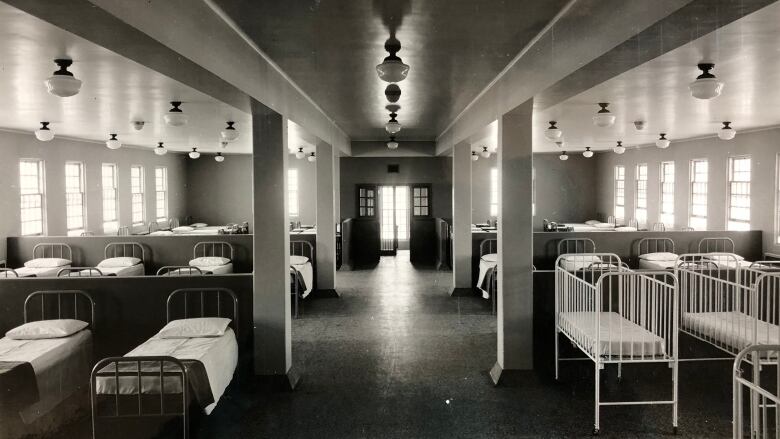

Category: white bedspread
[476, 253, 497, 299]
[86, 263, 145, 277]
[0, 330, 92, 423]
[190, 262, 234, 275]
[682, 311, 780, 351]
[293, 262, 314, 298]
[639, 259, 677, 270]
[96, 328, 238, 415]
[559, 312, 666, 357]
[12, 265, 71, 278]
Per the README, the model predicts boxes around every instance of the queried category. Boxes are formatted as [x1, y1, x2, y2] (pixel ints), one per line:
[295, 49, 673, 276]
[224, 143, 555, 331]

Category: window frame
[102, 163, 119, 234]
[614, 165, 625, 222]
[64, 161, 87, 236]
[688, 159, 708, 231]
[130, 165, 146, 226]
[726, 155, 751, 231]
[659, 161, 675, 228]
[411, 184, 432, 218]
[155, 166, 168, 222]
[19, 159, 46, 236]
[356, 184, 377, 218]
[287, 168, 299, 218]
[634, 163, 648, 227]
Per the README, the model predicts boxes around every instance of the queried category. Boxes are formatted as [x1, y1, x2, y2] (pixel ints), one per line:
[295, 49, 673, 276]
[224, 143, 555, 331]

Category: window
[65, 162, 86, 236]
[155, 167, 168, 221]
[102, 164, 119, 234]
[635, 164, 648, 227]
[490, 167, 498, 217]
[614, 166, 625, 221]
[412, 185, 430, 217]
[689, 159, 708, 231]
[659, 161, 675, 228]
[357, 185, 376, 217]
[727, 156, 751, 231]
[288, 168, 299, 217]
[131, 165, 145, 225]
[19, 159, 45, 236]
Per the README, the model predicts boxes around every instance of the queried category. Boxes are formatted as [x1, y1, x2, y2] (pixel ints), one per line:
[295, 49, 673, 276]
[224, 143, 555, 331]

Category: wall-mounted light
[44, 59, 82, 97]
[34, 122, 54, 141]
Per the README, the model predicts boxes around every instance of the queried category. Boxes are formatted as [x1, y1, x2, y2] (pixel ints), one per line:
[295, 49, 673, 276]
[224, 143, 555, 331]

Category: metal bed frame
[81, 231, 96, 237]
[105, 242, 145, 261]
[652, 222, 667, 231]
[479, 238, 497, 257]
[290, 266, 302, 319]
[32, 243, 73, 260]
[57, 267, 106, 277]
[733, 344, 780, 438]
[148, 221, 160, 234]
[24, 290, 96, 328]
[557, 238, 596, 256]
[169, 218, 180, 229]
[554, 254, 679, 434]
[193, 242, 234, 260]
[156, 266, 205, 276]
[90, 288, 238, 439]
[627, 218, 639, 229]
[607, 215, 616, 226]
[698, 237, 736, 253]
[637, 237, 675, 256]
[290, 241, 315, 319]
[0, 267, 19, 277]
[117, 226, 130, 236]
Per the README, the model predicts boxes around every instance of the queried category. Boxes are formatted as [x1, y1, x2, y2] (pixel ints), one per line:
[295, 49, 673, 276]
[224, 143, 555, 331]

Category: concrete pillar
[451, 141, 473, 295]
[251, 101, 297, 387]
[316, 140, 337, 294]
[491, 100, 534, 384]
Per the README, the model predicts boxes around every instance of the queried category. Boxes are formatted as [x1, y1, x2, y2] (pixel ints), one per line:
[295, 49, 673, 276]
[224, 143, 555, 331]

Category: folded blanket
[0, 361, 40, 411]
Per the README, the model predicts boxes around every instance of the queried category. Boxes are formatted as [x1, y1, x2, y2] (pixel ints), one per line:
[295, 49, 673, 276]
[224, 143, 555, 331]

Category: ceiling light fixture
[189, 148, 200, 159]
[480, 146, 491, 158]
[132, 121, 145, 131]
[633, 120, 645, 131]
[583, 147, 594, 158]
[385, 112, 402, 134]
[376, 36, 410, 83]
[613, 141, 625, 154]
[559, 151, 569, 161]
[471, 151, 479, 161]
[295, 147, 305, 159]
[44, 59, 82, 97]
[387, 136, 399, 150]
[154, 142, 167, 156]
[220, 121, 239, 142]
[307, 152, 316, 162]
[592, 103, 616, 128]
[106, 134, 122, 150]
[689, 63, 724, 100]
[220, 141, 228, 149]
[215, 152, 225, 162]
[34, 122, 54, 141]
[656, 133, 670, 149]
[717, 121, 736, 140]
[385, 84, 401, 103]
[545, 121, 562, 141]
[164, 101, 188, 127]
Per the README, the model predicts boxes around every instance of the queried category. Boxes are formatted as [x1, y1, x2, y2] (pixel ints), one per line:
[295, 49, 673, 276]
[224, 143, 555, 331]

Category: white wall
[594, 127, 779, 254]
[0, 130, 187, 258]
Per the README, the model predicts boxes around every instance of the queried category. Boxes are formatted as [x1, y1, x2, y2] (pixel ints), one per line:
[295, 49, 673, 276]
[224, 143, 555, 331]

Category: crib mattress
[682, 311, 780, 351]
[559, 311, 667, 357]
[638, 259, 676, 270]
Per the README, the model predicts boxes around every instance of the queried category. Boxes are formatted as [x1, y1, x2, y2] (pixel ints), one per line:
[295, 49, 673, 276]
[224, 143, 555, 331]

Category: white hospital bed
[188, 242, 234, 274]
[7, 243, 73, 278]
[290, 240, 315, 319]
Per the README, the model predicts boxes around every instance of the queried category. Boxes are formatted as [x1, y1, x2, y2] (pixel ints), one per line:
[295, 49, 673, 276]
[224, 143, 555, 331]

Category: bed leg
[594, 362, 600, 435]
[617, 362, 622, 381]
[554, 329, 559, 380]
[672, 359, 679, 433]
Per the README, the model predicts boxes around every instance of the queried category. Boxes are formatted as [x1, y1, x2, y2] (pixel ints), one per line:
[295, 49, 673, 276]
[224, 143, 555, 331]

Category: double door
[379, 185, 409, 255]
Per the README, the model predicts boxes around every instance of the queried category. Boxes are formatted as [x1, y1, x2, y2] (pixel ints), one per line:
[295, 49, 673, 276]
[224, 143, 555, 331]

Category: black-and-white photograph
[0, 1, 779, 437]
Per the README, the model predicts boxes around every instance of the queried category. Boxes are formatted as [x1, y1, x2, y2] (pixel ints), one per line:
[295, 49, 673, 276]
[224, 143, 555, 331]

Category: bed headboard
[156, 266, 204, 276]
[557, 238, 596, 256]
[57, 267, 105, 277]
[637, 238, 675, 256]
[607, 215, 616, 226]
[117, 226, 130, 236]
[627, 218, 639, 229]
[166, 288, 239, 335]
[652, 222, 666, 232]
[698, 237, 735, 253]
[290, 240, 315, 263]
[148, 221, 160, 233]
[32, 243, 72, 260]
[193, 241, 234, 260]
[169, 217, 180, 229]
[24, 290, 96, 330]
[104, 242, 145, 261]
[479, 239, 497, 257]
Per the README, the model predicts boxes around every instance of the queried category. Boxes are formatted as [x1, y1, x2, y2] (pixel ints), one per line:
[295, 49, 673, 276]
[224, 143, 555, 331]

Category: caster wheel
[592, 428, 599, 436]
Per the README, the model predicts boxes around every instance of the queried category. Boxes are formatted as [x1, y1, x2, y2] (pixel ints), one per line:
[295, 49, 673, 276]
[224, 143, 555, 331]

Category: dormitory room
[1, 1, 780, 438]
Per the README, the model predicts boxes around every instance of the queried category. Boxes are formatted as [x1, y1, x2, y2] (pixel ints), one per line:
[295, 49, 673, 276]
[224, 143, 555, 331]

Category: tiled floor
[59, 251, 737, 438]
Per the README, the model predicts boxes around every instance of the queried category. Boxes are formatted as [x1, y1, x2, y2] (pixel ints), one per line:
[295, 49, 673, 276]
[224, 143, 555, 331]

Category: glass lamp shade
[593, 103, 616, 127]
[385, 120, 402, 134]
[44, 60, 81, 97]
[376, 58, 410, 83]
[471, 151, 479, 161]
[106, 134, 122, 150]
[220, 122, 239, 142]
[544, 121, 562, 141]
[164, 101, 188, 127]
[215, 153, 225, 162]
[480, 147, 491, 158]
[583, 147, 594, 158]
[387, 138, 399, 149]
[307, 152, 316, 162]
[189, 148, 200, 159]
[295, 148, 305, 159]
[613, 141, 625, 154]
[559, 152, 569, 161]
[689, 78, 723, 100]
[718, 123, 736, 140]
[34, 122, 54, 141]
[656, 134, 670, 149]
[154, 142, 167, 156]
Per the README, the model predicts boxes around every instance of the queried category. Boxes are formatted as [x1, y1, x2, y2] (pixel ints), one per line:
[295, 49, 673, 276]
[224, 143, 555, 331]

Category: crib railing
[733, 344, 780, 438]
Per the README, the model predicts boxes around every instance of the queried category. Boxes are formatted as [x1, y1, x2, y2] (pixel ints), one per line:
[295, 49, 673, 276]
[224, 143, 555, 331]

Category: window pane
[19, 160, 45, 236]
[288, 169, 299, 217]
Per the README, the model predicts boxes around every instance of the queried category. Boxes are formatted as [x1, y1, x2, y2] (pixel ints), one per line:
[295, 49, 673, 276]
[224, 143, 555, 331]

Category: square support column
[491, 100, 534, 384]
[316, 140, 337, 294]
[451, 141, 473, 296]
[251, 103, 297, 388]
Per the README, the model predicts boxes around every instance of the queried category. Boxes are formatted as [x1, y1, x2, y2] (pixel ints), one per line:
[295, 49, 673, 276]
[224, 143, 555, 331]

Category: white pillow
[481, 253, 497, 263]
[6, 319, 88, 340]
[24, 258, 71, 268]
[190, 256, 230, 267]
[190, 223, 208, 228]
[639, 252, 679, 261]
[615, 226, 638, 231]
[157, 318, 231, 339]
[707, 253, 745, 262]
[98, 257, 141, 268]
[593, 223, 615, 229]
[290, 255, 309, 265]
[585, 220, 600, 225]
[561, 255, 602, 264]
[173, 226, 194, 232]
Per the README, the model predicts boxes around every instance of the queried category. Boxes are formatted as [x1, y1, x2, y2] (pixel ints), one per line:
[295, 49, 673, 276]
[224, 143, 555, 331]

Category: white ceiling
[0, 2, 252, 154]
[533, 1, 780, 153]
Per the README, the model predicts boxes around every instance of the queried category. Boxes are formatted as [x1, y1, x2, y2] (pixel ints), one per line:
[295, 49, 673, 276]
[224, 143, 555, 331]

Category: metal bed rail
[57, 267, 105, 277]
[156, 266, 205, 276]
[733, 344, 780, 438]
[24, 290, 95, 329]
[479, 238, 497, 258]
[0, 267, 20, 278]
[290, 240, 315, 263]
[105, 242, 145, 261]
[193, 242, 234, 260]
[557, 238, 596, 256]
[637, 237, 675, 256]
[699, 237, 736, 254]
[33, 243, 73, 260]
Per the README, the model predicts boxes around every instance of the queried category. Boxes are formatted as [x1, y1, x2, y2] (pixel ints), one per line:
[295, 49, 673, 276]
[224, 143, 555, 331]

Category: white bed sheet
[191, 262, 234, 275]
[559, 312, 666, 357]
[476, 254, 497, 299]
[0, 330, 92, 423]
[175, 226, 224, 236]
[682, 311, 780, 351]
[93, 263, 145, 276]
[638, 259, 677, 270]
[13, 265, 71, 278]
[96, 328, 238, 415]
[293, 262, 314, 298]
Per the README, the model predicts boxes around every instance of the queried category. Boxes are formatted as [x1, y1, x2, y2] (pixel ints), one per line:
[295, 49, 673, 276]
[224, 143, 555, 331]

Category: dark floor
[56, 251, 736, 438]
